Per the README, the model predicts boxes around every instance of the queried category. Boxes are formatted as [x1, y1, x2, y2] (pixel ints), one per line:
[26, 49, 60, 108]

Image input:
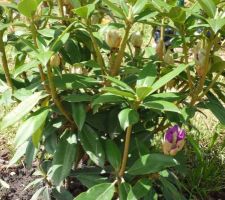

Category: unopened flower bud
[164, 49, 174, 65]
[105, 29, 122, 49]
[50, 54, 61, 67]
[130, 31, 143, 48]
[162, 125, 186, 156]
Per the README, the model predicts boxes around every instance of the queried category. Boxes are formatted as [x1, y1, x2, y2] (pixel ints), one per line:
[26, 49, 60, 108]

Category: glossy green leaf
[36, 51, 53, 67]
[136, 63, 157, 87]
[79, 125, 105, 167]
[74, 183, 115, 200]
[136, 87, 152, 101]
[73, 4, 95, 19]
[207, 18, 225, 33]
[168, 7, 186, 23]
[30, 187, 45, 200]
[119, 182, 131, 200]
[132, 0, 148, 15]
[118, 108, 139, 130]
[103, 87, 136, 99]
[150, 64, 188, 94]
[143, 100, 180, 113]
[25, 140, 38, 169]
[14, 108, 49, 148]
[14, 60, 39, 78]
[128, 154, 179, 175]
[105, 140, 121, 171]
[18, 0, 40, 17]
[51, 132, 77, 185]
[0, 92, 44, 130]
[92, 93, 125, 107]
[72, 103, 86, 131]
[63, 94, 92, 102]
[197, 0, 216, 18]
[104, 76, 135, 93]
[75, 174, 108, 188]
[8, 141, 29, 167]
[103, 0, 126, 18]
[127, 178, 152, 200]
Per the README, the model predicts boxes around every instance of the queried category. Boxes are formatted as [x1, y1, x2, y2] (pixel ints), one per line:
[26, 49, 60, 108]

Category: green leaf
[74, 183, 115, 200]
[72, 103, 86, 131]
[15, 108, 49, 148]
[103, 0, 126, 19]
[105, 140, 121, 171]
[145, 92, 184, 102]
[128, 154, 179, 175]
[18, 0, 40, 17]
[75, 174, 108, 188]
[8, 141, 29, 167]
[127, 178, 152, 200]
[104, 76, 135, 93]
[119, 182, 131, 200]
[136, 87, 152, 101]
[79, 125, 105, 167]
[25, 140, 38, 169]
[132, 0, 148, 15]
[92, 93, 125, 107]
[103, 87, 136, 99]
[0, 92, 44, 130]
[73, 4, 95, 19]
[197, 0, 216, 18]
[207, 18, 225, 33]
[143, 100, 180, 113]
[168, 7, 186, 23]
[51, 132, 77, 185]
[150, 64, 188, 94]
[36, 51, 53, 66]
[136, 63, 157, 87]
[14, 60, 39, 78]
[118, 108, 139, 130]
[30, 187, 45, 200]
[200, 92, 225, 125]
[63, 94, 92, 102]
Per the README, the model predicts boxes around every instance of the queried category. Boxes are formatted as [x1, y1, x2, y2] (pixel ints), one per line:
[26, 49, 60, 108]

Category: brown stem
[118, 125, 132, 178]
[0, 31, 13, 89]
[46, 64, 74, 125]
[110, 23, 132, 76]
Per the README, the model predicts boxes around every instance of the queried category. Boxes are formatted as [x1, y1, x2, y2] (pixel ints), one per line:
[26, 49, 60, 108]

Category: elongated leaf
[104, 76, 135, 93]
[50, 132, 77, 185]
[128, 154, 179, 175]
[14, 60, 39, 78]
[14, 108, 49, 148]
[136, 87, 152, 101]
[79, 125, 105, 167]
[30, 187, 45, 200]
[103, 0, 126, 18]
[207, 18, 225, 34]
[143, 100, 180, 113]
[73, 4, 95, 19]
[145, 92, 184, 102]
[36, 51, 53, 67]
[74, 183, 115, 200]
[0, 92, 43, 130]
[132, 0, 148, 15]
[63, 94, 92, 102]
[105, 140, 121, 171]
[72, 103, 86, 131]
[119, 182, 131, 200]
[25, 140, 38, 169]
[18, 0, 40, 17]
[103, 87, 136, 99]
[118, 108, 139, 130]
[75, 174, 108, 188]
[197, 0, 216, 18]
[8, 142, 29, 166]
[150, 64, 188, 94]
[136, 63, 157, 87]
[92, 93, 125, 107]
[127, 178, 152, 200]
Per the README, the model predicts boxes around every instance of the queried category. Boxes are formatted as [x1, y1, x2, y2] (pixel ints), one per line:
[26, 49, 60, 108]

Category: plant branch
[0, 30, 13, 89]
[118, 125, 132, 178]
[57, 0, 64, 18]
[110, 22, 132, 76]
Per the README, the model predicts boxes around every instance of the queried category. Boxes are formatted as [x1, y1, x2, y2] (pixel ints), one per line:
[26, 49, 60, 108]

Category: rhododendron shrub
[0, 0, 224, 199]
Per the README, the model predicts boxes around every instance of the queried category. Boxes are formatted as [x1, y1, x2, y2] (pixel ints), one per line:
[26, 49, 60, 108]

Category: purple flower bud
[163, 125, 186, 156]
